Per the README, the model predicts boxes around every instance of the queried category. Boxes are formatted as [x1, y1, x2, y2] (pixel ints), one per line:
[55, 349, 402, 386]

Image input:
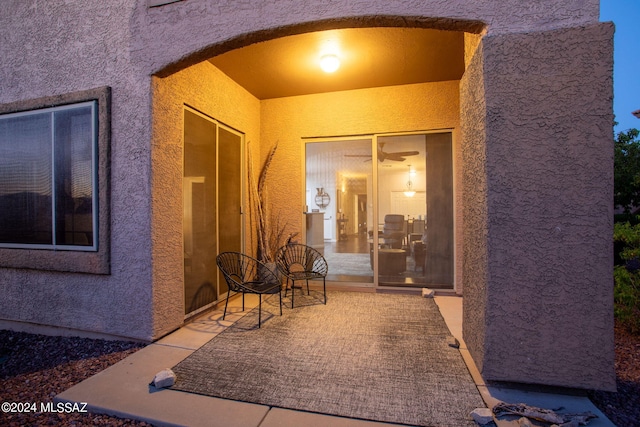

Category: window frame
[0, 87, 111, 274]
[0, 101, 98, 251]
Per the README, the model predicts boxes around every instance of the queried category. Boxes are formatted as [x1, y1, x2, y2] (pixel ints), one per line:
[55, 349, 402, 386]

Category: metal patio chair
[216, 252, 282, 328]
[275, 243, 328, 308]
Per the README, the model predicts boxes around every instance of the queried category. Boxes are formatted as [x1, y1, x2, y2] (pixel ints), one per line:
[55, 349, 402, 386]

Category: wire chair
[216, 252, 282, 328]
[275, 243, 328, 308]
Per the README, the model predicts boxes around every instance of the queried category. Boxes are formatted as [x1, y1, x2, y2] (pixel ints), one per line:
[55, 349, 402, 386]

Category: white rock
[421, 288, 435, 298]
[470, 407, 493, 425]
[518, 417, 533, 427]
[151, 368, 176, 388]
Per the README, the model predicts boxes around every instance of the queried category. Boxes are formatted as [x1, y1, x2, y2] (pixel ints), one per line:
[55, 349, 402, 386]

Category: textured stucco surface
[260, 82, 461, 271]
[465, 23, 615, 391]
[460, 41, 490, 373]
[0, 0, 616, 391]
[0, 1, 155, 340]
[134, 0, 599, 78]
[151, 62, 261, 338]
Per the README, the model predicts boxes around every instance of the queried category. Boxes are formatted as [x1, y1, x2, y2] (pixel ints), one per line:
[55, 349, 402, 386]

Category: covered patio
[56, 291, 613, 426]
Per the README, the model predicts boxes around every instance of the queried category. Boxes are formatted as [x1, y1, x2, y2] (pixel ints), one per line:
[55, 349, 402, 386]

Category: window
[0, 87, 110, 274]
[0, 102, 97, 250]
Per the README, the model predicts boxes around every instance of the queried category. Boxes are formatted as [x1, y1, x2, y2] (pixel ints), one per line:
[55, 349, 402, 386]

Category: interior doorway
[183, 107, 244, 317]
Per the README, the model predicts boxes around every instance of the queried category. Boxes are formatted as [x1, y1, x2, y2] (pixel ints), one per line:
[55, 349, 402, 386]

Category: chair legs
[286, 279, 326, 308]
[323, 278, 326, 304]
[290, 279, 306, 308]
[258, 291, 283, 328]
[223, 291, 250, 321]
[223, 291, 231, 320]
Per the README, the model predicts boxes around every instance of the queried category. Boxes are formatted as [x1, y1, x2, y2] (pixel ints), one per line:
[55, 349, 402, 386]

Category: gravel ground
[1, 326, 639, 427]
[0, 330, 148, 426]
[588, 324, 640, 427]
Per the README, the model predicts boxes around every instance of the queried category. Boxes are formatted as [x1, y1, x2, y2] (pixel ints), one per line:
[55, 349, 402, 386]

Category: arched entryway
[151, 18, 485, 316]
[144, 2, 618, 392]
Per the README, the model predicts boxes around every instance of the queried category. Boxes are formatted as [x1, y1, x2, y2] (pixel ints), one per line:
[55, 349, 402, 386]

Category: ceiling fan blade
[388, 151, 419, 157]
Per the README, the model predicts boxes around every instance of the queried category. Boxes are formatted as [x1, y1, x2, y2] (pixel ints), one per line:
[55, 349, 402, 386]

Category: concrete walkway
[434, 296, 616, 427]
[56, 293, 616, 427]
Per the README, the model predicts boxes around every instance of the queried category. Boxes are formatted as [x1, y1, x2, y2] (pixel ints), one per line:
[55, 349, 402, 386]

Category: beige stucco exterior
[462, 23, 615, 390]
[0, 0, 614, 390]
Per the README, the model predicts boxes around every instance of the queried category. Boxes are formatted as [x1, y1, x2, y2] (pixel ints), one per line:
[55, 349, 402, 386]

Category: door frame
[183, 105, 245, 319]
[302, 129, 456, 291]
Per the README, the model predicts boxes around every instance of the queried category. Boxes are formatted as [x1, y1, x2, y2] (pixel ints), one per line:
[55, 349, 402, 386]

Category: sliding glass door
[183, 107, 243, 317]
[304, 132, 453, 289]
[305, 138, 374, 283]
[376, 133, 453, 288]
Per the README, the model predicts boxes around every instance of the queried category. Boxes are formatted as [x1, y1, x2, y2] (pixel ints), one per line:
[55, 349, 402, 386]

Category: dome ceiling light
[320, 54, 340, 73]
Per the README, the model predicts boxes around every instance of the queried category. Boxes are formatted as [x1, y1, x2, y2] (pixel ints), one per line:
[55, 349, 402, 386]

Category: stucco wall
[135, 0, 599, 78]
[260, 82, 461, 271]
[0, 0, 616, 392]
[151, 61, 261, 338]
[471, 23, 615, 390]
[0, 1, 156, 340]
[460, 41, 490, 373]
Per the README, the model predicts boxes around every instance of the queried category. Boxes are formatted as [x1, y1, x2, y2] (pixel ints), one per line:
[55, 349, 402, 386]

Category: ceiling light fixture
[320, 54, 340, 73]
[404, 165, 416, 197]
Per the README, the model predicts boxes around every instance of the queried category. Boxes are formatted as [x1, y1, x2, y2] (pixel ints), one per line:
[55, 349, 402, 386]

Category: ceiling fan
[345, 143, 419, 162]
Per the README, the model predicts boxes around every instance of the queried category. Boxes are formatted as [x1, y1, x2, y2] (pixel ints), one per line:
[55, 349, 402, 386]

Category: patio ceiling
[209, 27, 465, 100]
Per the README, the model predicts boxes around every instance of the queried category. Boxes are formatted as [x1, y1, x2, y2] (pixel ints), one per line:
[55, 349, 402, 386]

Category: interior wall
[151, 61, 261, 339]
[260, 80, 461, 285]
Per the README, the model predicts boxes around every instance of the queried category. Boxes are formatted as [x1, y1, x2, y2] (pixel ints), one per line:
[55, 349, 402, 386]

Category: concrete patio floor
[56, 291, 616, 427]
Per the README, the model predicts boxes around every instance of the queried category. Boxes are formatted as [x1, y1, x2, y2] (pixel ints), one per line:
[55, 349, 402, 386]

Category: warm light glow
[320, 54, 340, 73]
[404, 165, 416, 197]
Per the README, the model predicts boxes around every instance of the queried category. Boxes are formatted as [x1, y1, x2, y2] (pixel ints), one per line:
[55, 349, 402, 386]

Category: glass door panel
[305, 138, 373, 283]
[184, 108, 218, 314]
[376, 133, 453, 289]
[183, 108, 245, 316]
[217, 126, 243, 297]
[304, 132, 453, 288]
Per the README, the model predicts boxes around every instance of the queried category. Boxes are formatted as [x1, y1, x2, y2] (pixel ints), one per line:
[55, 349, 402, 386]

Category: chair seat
[288, 271, 324, 280]
[240, 280, 281, 294]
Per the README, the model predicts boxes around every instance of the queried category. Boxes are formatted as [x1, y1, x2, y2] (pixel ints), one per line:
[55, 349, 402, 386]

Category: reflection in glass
[305, 139, 373, 282]
[376, 133, 453, 289]
[184, 109, 218, 315]
[55, 106, 94, 246]
[0, 113, 53, 244]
